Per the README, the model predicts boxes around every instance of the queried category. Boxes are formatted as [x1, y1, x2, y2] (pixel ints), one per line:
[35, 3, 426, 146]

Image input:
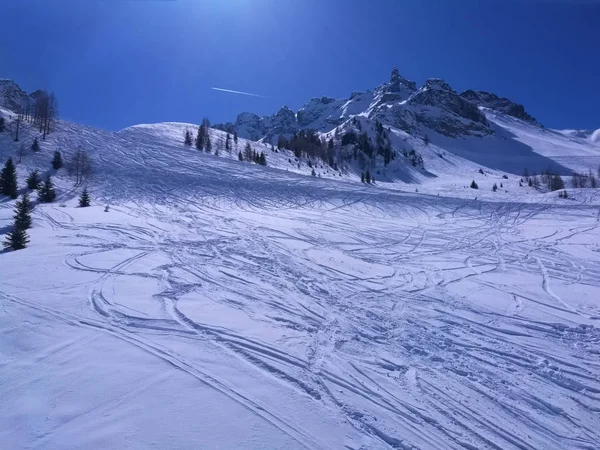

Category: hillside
[1, 85, 600, 450]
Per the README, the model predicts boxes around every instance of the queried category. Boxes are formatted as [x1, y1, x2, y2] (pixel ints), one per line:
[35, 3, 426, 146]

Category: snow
[1, 111, 600, 449]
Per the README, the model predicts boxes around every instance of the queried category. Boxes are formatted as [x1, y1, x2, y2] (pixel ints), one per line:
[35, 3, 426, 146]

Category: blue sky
[2, 0, 598, 130]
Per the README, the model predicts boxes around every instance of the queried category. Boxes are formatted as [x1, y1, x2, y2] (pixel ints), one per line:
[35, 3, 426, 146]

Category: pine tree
[225, 133, 231, 151]
[311, 168, 316, 177]
[26, 170, 42, 190]
[51, 151, 63, 169]
[361, 172, 365, 183]
[563, 190, 568, 198]
[205, 135, 212, 153]
[259, 152, 266, 166]
[423, 134, 430, 146]
[195, 125, 204, 150]
[492, 183, 498, 192]
[184, 130, 193, 146]
[550, 174, 565, 191]
[3, 227, 29, 250]
[0, 117, 5, 132]
[38, 176, 56, 203]
[238, 151, 243, 161]
[365, 170, 371, 184]
[13, 192, 33, 230]
[233, 131, 238, 145]
[244, 142, 253, 161]
[1, 157, 18, 198]
[79, 187, 91, 207]
[31, 137, 40, 152]
[470, 180, 479, 189]
[528, 178, 533, 187]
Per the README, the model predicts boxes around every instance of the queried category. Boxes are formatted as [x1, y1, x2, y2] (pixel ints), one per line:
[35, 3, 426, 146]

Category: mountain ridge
[214, 68, 540, 142]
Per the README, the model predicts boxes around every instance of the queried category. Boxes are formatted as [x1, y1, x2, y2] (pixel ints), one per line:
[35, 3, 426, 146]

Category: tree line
[1, 149, 92, 250]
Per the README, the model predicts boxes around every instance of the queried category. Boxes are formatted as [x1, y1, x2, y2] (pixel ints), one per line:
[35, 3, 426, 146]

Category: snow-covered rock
[0, 79, 34, 113]
[461, 89, 539, 125]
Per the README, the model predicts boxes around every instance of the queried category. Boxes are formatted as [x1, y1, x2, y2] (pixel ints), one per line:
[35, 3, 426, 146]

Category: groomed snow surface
[1, 113, 600, 450]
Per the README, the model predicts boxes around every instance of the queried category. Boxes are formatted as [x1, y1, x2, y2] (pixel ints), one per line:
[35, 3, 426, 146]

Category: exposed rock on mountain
[460, 89, 539, 125]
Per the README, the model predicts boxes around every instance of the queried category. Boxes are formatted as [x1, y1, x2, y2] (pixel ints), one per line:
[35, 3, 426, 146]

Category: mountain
[215, 68, 541, 142]
[0, 79, 36, 113]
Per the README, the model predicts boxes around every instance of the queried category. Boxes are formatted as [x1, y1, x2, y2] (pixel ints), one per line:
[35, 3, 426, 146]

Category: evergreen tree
[365, 170, 371, 184]
[13, 192, 33, 230]
[184, 130, 193, 146]
[79, 187, 91, 207]
[205, 135, 212, 153]
[225, 133, 231, 151]
[563, 190, 568, 198]
[244, 142, 253, 161]
[423, 134, 430, 146]
[492, 183, 498, 192]
[361, 172, 365, 183]
[233, 131, 238, 145]
[26, 170, 42, 190]
[238, 151, 243, 161]
[3, 227, 29, 250]
[38, 176, 56, 203]
[550, 174, 565, 191]
[1, 157, 18, 198]
[528, 178, 533, 187]
[0, 117, 5, 132]
[277, 134, 287, 150]
[51, 151, 63, 169]
[195, 125, 205, 150]
[470, 180, 479, 189]
[31, 137, 40, 152]
[311, 168, 316, 177]
[258, 152, 266, 166]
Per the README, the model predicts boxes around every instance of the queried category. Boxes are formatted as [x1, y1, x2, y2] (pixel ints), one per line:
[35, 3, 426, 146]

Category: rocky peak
[460, 90, 539, 125]
[0, 79, 32, 112]
[394, 78, 493, 138]
[386, 67, 417, 94]
[296, 96, 346, 129]
[274, 105, 295, 123]
[423, 78, 454, 93]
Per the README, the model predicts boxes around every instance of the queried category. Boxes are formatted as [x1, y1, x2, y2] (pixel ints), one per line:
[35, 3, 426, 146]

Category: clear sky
[2, 0, 598, 131]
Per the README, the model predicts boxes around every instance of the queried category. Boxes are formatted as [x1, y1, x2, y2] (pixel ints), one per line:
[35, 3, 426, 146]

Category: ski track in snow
[1, 119, 600, 449]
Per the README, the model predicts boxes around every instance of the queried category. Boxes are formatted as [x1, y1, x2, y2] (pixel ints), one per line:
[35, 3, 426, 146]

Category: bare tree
[67, 149, 93, 185]
[14, 115, 20, 142]
[16, 143, 26, 164]
[33, 91, 59, 139]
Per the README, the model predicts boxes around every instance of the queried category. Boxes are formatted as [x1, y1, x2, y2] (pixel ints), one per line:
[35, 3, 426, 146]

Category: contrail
[212, 87, 266, 98]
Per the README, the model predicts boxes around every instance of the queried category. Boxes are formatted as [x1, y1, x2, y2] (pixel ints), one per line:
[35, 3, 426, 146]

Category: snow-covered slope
[1, 85, 600, 450]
